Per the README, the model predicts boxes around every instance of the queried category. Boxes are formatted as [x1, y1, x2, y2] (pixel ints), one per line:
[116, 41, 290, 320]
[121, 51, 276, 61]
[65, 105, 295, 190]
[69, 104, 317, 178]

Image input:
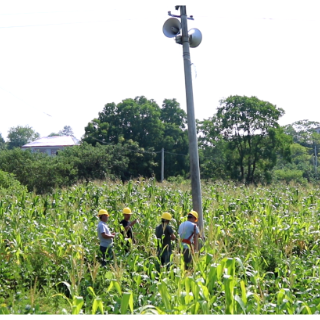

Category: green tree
[57, 141, 132, 183]
[156, 99, 189, 179]
[0, 133, 6, 150]
[83, 96, 163, 148]
[59, 125, 74, 136]
[199, 95, 292, 184]
[282, 120, 320, 181]
[7, 125, 40, 149]
[83, 96, 189, 180]
[0, 148, 76, 193]
[0, 169, 27, 195]
[48, 132, 62, 137]
[273, 142, 317, 183]
[283, 120, 320, 147]
[198, 119, 228, 180]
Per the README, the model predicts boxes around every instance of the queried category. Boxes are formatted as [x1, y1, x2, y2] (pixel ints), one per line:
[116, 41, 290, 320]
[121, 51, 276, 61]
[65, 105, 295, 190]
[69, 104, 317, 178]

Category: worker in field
[178, 210, 200, 270]
[97, 209, 116, 266]
[119, 207, 138, 252]
[155, 212, 176, 270]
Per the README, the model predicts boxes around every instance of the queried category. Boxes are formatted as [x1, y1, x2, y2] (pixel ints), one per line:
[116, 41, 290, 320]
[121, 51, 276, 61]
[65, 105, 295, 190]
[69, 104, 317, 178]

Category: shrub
[273, 169, 307, 184]
[0, 170, 27, 195]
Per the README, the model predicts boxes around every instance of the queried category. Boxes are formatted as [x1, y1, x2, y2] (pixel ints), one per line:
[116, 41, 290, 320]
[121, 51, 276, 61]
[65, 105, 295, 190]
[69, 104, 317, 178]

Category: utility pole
[161, 148, 164, 182]
[162, 5, 204, 233]
[179, 6, 203, 233]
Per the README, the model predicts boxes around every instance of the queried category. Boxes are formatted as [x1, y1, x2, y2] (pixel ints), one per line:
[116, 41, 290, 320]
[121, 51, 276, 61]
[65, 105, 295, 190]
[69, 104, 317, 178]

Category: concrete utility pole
[161, 148, 164, 182]
[178, 6, 203, 233]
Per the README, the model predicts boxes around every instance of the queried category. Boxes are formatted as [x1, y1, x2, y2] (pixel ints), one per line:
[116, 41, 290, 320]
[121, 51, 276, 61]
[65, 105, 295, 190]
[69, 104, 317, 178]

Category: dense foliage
[0, 134, 5, 150]
[83, 97, 189, 180]
[1, 97, 319, 190]
[0, 141, 149, 193]
[0, 170, 27, 195]
[1, 179, 320, 314]
[198, 96, 292, 184]
[6, 125, 40, 150]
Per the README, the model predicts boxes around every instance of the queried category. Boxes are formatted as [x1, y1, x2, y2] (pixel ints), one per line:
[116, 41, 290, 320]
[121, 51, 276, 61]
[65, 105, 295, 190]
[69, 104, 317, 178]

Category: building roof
[21, 135, 80, 148]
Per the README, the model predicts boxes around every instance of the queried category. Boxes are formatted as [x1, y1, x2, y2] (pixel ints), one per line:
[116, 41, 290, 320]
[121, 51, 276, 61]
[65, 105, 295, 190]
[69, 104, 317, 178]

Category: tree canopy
[1, 94, 318, 189]
[59, 125, 74, 136]
[7, 125, 40, 149]
[199, 95, 292, 184]
[0, 133, 5, 150]
[283, 120, 320, 147]
[83, 96, 189, 179]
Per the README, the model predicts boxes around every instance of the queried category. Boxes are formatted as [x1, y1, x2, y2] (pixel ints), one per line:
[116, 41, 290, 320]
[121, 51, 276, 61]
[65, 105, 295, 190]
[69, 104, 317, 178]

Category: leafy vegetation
[6, 125, 40, 150]
[0, 133, 5, 151]
[1, 97, 319, 187]
[83, 96, 189, 180]
[49, 125, 74, 137]
[0, 141, 152, 193]
[198, 95, 292, 184]
[0, 170, 27, 195]
[1, 179, 320, 314]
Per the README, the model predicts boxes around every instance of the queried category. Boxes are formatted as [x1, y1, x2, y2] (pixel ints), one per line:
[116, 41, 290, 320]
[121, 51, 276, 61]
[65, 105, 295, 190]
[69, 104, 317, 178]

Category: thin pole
[161, 147, 164, 182]
[179, 6, 203, 234]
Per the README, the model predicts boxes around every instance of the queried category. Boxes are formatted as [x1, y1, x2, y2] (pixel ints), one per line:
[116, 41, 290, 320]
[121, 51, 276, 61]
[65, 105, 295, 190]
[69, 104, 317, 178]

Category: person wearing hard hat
[97, 209, 115, 266]
[119, 207, 138, 252]
[155, 212, 176, 270]
[178, 210, 200, 269]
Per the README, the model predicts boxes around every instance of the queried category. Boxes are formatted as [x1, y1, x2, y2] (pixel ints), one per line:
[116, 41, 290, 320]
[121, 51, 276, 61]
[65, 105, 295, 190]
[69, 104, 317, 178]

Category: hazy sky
[1, 0, 319, 140]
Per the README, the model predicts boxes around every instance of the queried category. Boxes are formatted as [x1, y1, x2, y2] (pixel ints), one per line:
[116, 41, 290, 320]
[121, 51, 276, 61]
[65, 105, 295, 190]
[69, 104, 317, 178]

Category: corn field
[1, 178, 320, 314]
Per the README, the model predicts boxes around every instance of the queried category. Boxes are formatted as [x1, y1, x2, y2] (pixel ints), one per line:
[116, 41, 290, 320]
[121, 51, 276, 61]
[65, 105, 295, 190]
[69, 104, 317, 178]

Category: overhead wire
[2, 7, 316, 30]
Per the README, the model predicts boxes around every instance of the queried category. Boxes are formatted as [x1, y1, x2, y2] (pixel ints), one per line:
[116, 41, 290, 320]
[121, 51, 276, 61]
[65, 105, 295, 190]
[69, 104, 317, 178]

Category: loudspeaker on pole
[188, 28, 202, 48]
[163, 18, 181, 38]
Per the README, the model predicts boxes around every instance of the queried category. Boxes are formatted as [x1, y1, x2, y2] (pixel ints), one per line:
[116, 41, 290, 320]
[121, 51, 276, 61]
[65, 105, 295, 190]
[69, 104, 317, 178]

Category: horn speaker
[163, 18, 181, 38]
[188, 28, 202, 48]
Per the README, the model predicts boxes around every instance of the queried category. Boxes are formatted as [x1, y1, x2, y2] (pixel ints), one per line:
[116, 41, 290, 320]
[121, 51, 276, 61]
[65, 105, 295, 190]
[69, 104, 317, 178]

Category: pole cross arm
[168, 11, 194, 20]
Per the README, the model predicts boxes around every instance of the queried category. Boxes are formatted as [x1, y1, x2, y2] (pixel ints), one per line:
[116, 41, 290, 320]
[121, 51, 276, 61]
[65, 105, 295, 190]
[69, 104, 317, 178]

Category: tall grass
[1, 179, 320, 314]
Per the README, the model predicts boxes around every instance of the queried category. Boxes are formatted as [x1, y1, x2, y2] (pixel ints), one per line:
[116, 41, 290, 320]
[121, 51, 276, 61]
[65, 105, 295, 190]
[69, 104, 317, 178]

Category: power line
[0, 19, 137, 29]
[0, 85, 53, 119]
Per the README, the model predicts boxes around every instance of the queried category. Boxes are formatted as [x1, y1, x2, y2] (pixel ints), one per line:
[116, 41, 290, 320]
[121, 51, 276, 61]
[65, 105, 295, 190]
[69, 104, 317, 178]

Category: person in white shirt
[178, 210, 200, 269]
[97, 209, 115, 266]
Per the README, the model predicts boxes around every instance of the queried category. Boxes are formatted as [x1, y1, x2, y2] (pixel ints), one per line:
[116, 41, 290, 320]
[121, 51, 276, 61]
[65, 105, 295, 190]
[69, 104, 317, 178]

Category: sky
[1, 0, 319, 140]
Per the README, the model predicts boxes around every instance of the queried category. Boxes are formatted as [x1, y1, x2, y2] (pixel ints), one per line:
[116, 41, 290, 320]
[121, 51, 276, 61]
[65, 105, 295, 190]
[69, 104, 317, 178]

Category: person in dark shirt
[155, 212, 176, 269]
[119, 207, 138, 252]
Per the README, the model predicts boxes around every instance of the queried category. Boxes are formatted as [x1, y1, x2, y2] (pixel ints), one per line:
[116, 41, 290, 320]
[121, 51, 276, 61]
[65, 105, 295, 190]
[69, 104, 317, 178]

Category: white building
[21, 135, 79, 156]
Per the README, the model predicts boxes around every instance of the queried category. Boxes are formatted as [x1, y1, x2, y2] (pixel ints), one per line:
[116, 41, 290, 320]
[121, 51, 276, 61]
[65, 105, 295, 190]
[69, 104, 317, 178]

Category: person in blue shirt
[178, 210, 200, 269]
[97, 209, 115, 266]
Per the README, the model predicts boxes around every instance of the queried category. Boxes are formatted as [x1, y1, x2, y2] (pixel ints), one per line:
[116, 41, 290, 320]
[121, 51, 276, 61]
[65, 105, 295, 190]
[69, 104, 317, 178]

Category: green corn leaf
[121, 291, 133, 314]
[72, 296, 84, 315]
[87, 286, 96, 298]
[158, 281, 172, 311]
[240, 280, 247, 305]
[92, 297, 104, 315]
[235, 295, 246, 314]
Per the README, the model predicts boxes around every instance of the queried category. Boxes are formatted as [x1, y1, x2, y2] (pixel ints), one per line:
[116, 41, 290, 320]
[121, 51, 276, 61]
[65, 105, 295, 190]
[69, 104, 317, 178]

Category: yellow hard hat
[188, 210, 198, 222]
[123, 207, 132, 214]
[161, 212, 172, 221]
[98, 209, 109, 216]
